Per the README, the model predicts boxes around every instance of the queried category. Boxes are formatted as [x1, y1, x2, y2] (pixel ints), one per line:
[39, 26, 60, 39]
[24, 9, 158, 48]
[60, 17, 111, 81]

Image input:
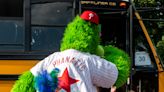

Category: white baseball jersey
[31, 49, 118, 92]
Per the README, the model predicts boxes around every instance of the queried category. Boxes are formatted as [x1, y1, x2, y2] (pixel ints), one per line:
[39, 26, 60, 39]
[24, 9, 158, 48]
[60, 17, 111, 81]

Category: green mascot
[11, 10, 130, 92]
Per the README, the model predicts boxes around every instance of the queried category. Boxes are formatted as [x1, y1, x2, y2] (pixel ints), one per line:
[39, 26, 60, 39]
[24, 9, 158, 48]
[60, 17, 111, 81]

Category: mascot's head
[60, 10, 101, 54]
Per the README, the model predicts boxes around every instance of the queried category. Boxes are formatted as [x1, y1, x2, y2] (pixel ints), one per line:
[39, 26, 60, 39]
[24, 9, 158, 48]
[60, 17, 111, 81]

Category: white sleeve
[90, 55, 118, 88]
[30, 53, 57, 76]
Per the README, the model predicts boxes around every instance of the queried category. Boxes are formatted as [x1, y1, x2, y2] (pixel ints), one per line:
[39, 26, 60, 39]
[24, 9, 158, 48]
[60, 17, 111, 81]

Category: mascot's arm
[103, 45, 131, 88]
[11, 71, 35, 92]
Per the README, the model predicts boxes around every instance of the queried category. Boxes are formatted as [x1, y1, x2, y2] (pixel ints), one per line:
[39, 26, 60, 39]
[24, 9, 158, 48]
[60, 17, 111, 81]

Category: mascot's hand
[11, 71, 35, 92]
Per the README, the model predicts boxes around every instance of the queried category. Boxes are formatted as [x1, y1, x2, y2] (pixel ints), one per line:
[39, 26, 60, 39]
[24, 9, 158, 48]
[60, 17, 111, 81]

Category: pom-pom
[34, 68, 59, 92]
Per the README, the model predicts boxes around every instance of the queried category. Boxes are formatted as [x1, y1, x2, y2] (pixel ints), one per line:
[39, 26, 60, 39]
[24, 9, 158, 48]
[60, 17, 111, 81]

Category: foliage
[156, 40, 164, 62]
[133, 0, 156, 7]
[133, 0, 164, 51]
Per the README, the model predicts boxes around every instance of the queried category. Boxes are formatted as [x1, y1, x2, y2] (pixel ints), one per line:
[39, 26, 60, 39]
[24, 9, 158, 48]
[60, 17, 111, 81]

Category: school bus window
[0, 20, 24, 52]
[0, 0, 24, 52]
[0, 0, 23, 17]
[31, 27, 65, 52]
[30, 2, 74, 53]
[31, 2, 73, 25]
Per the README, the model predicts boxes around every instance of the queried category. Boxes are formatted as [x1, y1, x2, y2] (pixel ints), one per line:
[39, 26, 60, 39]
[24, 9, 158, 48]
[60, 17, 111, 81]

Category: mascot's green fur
[11, 11, 130, 92]
[103, 45, 130, 88]
[11, 71, 35, 92]
[60, 16, 100, 54]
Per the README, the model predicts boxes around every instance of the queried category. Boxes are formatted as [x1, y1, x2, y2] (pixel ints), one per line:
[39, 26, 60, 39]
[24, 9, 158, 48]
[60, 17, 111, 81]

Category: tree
[133, 0, 164, 62]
